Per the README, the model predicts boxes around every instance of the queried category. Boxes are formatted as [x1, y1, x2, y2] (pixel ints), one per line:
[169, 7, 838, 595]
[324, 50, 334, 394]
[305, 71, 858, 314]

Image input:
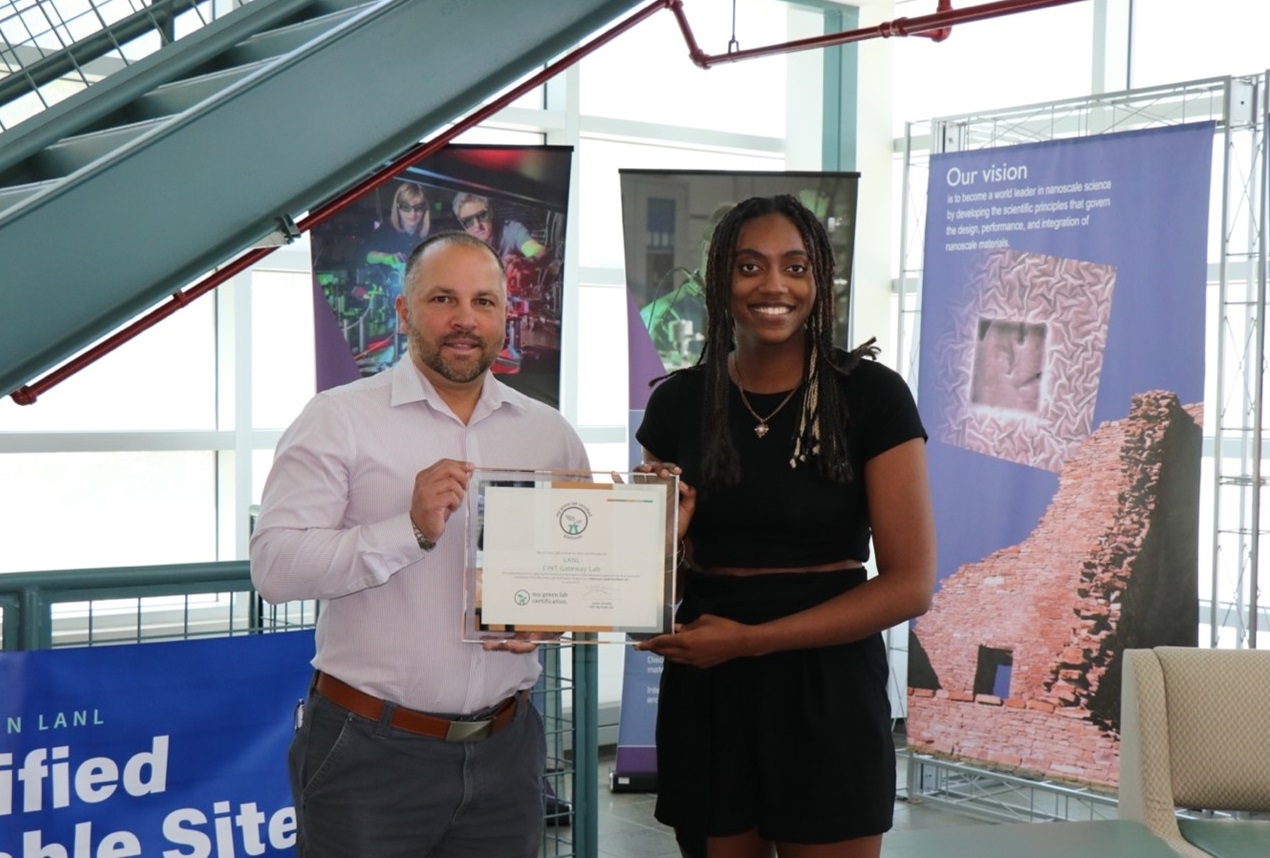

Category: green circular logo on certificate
[515, 589, 530, 606]
[557, 504, 589, 537]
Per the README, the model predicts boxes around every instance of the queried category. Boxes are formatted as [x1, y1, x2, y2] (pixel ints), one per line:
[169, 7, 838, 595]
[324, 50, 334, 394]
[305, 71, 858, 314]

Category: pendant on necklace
[754, 422, 770, 438]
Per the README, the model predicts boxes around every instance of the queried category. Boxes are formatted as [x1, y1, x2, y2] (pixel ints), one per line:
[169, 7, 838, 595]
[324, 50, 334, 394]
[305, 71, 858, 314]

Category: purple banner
[311, 145, 574, 408]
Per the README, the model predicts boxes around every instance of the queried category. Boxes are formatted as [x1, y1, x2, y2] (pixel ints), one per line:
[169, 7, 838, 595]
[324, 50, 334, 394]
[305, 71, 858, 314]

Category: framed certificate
[463, 468, 678, 644]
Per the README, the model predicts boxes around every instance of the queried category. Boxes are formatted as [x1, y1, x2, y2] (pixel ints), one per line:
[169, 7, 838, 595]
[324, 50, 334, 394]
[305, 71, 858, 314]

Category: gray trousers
[289, 688, 545, 857]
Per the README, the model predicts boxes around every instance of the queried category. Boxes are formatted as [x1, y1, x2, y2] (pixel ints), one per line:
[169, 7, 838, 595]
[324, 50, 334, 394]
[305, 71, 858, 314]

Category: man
[450, 193, 557, 375]
[452, 192, 547, 262]
[250, 231, 589, 856]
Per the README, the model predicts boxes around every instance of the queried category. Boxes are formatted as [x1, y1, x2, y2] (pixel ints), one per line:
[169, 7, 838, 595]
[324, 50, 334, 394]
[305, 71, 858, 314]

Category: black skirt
[654, 567, 895, 844]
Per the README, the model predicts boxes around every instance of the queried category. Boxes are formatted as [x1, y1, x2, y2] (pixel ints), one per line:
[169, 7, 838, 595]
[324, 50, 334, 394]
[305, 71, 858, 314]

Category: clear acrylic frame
[462, 468, 679, 645]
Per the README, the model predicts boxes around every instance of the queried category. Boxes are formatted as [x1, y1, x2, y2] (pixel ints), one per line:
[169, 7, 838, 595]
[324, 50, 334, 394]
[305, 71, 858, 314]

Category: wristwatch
[411, 520, 436, 552]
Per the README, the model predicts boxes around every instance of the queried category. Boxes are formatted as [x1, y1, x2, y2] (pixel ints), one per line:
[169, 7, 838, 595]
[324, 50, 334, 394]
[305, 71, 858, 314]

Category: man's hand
[482, 631, 562, 653]
[410, 459, 475, 543]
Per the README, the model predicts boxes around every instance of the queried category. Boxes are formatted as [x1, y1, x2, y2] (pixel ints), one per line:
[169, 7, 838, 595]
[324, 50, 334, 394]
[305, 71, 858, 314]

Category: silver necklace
[734, 361, 802, 439]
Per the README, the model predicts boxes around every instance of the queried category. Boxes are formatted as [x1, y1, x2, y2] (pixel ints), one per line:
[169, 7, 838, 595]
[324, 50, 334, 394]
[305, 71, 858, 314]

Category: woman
[635, 194, 936, 858]
[363, 182, 432, 274]
[342, 182, 434, 373]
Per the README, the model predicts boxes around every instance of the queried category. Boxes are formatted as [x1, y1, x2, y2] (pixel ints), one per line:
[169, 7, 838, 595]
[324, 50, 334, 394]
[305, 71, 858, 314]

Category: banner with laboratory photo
[0, 631, 314, 856]
[616, 170, 860, 789]
[310, 145, 573, 408]
[909, 122, 1214, 789]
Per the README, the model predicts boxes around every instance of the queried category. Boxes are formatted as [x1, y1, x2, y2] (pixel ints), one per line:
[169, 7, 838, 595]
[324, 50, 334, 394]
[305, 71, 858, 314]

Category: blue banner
[910, 122, 1214, 787]
[610, 648, 661, 792]
[1, 633, 313, 856]
[918, 122, 1213, 587]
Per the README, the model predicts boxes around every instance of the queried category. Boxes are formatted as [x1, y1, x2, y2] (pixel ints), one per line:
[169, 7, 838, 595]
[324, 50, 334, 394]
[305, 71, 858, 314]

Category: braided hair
[687, 194, 876, 490]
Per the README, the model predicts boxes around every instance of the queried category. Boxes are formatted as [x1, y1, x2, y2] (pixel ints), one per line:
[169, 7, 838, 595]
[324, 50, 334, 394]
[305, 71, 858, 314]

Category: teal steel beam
[0, 0, 645, 399]
[0, 594, 16, 649]
[821, 6, 860, 171]
[572, 635, 600, 856]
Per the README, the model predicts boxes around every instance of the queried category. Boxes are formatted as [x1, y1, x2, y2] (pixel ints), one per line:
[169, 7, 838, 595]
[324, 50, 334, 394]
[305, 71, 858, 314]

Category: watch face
[412, 522, 435, 551]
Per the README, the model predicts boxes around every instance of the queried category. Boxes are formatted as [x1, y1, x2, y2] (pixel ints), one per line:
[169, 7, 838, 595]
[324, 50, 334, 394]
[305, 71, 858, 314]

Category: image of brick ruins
[907, 391, 1202, 789]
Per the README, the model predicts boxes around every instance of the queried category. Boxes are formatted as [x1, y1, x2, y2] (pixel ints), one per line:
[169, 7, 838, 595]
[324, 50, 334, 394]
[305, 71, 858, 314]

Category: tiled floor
[550, 742, 988, 858]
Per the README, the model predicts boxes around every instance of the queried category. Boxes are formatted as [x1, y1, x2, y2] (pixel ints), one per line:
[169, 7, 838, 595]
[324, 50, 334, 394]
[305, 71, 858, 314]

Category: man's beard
[409, 328, 501, 383]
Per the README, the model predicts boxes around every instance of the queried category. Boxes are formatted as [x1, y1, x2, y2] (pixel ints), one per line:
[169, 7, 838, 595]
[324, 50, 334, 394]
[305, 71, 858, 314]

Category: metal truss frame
[901, 750, 1117, 823]
[896, 72, 1269, 817]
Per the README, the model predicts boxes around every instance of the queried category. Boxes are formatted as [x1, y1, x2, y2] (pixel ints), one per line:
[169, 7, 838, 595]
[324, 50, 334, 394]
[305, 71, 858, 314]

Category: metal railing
[0, 561, 594, 856]
[0, 559, 297, 649]
[0, 0, 242, 131]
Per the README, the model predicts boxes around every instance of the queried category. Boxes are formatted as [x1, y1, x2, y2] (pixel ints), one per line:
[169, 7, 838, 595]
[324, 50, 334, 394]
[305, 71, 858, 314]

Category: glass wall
[889, 0, 1093, 137]
[1130, 0, 1270, 89]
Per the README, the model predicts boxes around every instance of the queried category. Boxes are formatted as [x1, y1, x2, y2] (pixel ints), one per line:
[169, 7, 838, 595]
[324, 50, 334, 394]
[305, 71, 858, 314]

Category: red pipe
[669, 0, 1086, 69]
[11, 0, 1083, 404]
[925, 0, 956, 43]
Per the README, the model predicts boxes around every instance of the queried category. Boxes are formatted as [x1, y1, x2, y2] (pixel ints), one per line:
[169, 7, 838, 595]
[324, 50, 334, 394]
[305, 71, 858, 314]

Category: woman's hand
[634, 460, 697, 540]
[635, 614, 751, 669]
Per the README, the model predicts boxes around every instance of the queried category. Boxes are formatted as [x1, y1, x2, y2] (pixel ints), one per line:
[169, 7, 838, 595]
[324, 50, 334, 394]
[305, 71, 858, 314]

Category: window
[578, 0, 788, 137]
[1131, 1, 1270, 88]
[890, 0, 1092, 136]
[973, 645, 1014, 699]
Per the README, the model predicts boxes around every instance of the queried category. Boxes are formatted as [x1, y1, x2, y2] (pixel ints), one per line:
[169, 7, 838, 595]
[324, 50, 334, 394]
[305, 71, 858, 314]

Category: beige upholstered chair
[1119, 646, 1270, 858]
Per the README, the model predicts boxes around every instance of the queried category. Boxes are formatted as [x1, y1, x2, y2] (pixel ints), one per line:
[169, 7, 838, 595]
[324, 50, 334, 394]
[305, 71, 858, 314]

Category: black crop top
[635, 352, 926, 568]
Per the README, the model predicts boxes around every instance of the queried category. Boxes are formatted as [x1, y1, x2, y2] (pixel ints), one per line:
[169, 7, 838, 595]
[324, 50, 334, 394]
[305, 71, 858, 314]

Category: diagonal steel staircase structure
[0, 0, 645, 400]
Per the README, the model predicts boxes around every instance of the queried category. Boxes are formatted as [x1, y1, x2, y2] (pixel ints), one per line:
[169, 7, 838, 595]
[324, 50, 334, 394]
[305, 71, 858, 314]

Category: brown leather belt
[314, 671, 526, 743]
